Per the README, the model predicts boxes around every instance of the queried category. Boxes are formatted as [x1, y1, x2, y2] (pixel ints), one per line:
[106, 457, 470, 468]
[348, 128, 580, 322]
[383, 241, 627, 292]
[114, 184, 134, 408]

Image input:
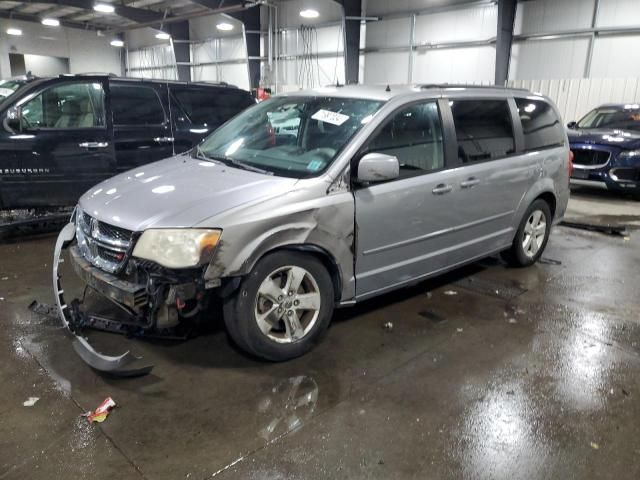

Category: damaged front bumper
[53, 222, 154, 376]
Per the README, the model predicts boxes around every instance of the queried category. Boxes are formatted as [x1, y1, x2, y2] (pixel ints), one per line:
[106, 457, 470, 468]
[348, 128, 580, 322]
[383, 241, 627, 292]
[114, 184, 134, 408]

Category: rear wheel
[501, 199, 552, 267]
[223, 251, 334, 361]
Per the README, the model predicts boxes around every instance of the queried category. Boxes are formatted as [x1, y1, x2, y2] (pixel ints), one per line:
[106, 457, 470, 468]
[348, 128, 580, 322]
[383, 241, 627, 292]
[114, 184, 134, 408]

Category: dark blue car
[567, 103, 640, 195]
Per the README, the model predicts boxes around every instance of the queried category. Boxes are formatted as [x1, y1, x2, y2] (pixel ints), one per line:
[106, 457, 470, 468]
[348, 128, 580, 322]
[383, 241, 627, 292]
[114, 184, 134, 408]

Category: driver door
[354, 100, 460, 297]
[1, 78, 113, 208]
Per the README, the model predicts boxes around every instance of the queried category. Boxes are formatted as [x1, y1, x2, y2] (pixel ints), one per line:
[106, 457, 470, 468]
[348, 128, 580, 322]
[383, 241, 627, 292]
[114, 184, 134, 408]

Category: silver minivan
[53, 84, 570, 372]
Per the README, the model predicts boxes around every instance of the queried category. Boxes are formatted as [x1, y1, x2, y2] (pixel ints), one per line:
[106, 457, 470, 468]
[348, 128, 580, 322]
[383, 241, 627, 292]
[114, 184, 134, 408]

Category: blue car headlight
[618, 149, 640, 161]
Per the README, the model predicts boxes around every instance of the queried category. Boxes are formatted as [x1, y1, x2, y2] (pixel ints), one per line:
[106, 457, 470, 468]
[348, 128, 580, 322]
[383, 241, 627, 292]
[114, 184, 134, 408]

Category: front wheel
[501, 199, 552, 267]
[223, 251, 334, 361]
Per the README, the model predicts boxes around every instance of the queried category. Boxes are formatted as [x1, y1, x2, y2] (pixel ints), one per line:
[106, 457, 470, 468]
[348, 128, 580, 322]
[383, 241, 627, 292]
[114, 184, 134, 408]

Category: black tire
[501, 199, 552, 267]
[223, 251, 334, 361]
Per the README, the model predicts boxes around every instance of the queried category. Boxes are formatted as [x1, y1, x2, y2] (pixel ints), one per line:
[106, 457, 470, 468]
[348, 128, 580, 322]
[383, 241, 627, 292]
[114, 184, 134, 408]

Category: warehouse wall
[363, 2, 497, 84]
[510, 0, 640, 80]
[0, 19, 121, 78]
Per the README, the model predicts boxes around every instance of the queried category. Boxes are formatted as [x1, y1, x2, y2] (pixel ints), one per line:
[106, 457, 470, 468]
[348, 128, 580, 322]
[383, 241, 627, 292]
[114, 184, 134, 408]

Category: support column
[495, 0, 517, 86]
[168, 21, 191, 82]
[340, 0, 362, 85]
[230, 7, 261, 91]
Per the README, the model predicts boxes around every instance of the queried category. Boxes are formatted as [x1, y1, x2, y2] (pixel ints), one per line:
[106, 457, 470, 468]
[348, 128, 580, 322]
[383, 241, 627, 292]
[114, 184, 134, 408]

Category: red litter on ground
[83, 397, 116, 423]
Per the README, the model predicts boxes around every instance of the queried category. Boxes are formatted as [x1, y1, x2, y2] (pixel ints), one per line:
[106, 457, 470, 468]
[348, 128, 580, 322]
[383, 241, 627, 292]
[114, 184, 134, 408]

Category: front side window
[196, 96, 384, 178]
[516, 98, 564, 151]
[366, 101, 444, 178]
[111, 85, 165, 126]
[451, 100, 515, 163]
[577, 106, 640, 131]
[20, 82, 105, 129]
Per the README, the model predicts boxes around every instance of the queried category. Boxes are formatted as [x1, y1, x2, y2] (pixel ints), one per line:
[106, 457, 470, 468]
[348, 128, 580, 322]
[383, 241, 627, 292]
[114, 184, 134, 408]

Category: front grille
[571, 148, 610, 168]
[76, 209, 134, 274]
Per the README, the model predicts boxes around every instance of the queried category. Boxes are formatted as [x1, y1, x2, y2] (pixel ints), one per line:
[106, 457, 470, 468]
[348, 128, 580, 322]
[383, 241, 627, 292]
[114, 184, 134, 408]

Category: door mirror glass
[4, 106, 21, 132]
[357, 152, 399, 183]
[567, 121, 577, 129]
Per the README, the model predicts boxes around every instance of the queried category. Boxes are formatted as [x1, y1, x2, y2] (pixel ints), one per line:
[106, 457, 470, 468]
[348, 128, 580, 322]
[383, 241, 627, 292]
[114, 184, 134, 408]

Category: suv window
[111, 84, 165, 125]
[515, 98, 565, 150]
[171, 87, 254, 127]
[451, 100, 515, 163]
[20, 82, 105, 129]
[367, 101, 444, 177]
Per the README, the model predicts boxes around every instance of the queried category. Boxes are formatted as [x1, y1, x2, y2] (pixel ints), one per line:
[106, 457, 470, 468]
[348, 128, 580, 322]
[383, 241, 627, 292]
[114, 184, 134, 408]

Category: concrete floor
[1, 189, 640, 480]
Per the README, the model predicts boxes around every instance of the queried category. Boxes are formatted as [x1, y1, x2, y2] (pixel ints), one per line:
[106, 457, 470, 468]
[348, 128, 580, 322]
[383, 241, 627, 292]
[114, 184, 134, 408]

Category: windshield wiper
[208, 153, 273, 175]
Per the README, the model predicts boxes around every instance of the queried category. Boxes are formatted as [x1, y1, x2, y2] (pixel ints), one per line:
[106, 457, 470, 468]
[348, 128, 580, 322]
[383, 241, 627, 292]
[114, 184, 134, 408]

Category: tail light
[568, 150, 574, 178]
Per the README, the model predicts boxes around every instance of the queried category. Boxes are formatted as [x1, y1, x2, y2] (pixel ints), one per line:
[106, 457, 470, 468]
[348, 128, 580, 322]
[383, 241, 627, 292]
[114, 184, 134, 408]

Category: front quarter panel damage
[203, 185, 356, 302]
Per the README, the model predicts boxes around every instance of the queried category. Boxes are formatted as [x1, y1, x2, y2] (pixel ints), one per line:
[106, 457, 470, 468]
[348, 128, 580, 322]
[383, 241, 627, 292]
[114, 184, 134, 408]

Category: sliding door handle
[153, 136, 174, 143]
[432, 183, 452, 195]
[79, 141, 109, 149]
[460, 177, 480, 189]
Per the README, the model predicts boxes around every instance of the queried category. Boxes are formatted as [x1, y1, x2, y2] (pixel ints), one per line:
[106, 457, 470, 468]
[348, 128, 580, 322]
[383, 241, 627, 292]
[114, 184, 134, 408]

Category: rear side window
[111, 85, 165, 125]
[171, 87, 254, 126]
[450, 100, 515, 163]
[515, 97, 564, 150]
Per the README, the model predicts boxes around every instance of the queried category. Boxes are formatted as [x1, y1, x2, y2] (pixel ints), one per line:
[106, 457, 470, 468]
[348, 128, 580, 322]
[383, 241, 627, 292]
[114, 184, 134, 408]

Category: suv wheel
[501, 199, 552, 267]
[223, 251, 334, 361]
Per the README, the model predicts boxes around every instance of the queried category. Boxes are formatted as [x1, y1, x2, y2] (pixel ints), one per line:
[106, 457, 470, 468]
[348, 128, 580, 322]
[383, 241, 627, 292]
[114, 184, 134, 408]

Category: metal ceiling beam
[0, 9, 108, 30]
[186, 0, 247, 9]
[18, 0, 167, 24]
[107, 1, 256, 32]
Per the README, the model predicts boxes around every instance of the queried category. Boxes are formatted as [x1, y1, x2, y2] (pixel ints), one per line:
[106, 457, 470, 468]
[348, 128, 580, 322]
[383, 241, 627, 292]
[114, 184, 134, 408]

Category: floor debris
[83, 397, 117, 423]
[590, 442, 600, 450]
[508, 318, 517, 324]
[456, 328, 463, 333]
[23, 397, 40, 407]
[383, 322, 394, 331]
[444, 290, 458, 296]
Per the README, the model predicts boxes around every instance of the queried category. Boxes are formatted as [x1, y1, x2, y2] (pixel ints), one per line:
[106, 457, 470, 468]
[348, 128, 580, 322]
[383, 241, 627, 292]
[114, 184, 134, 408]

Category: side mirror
[356, 152, 399, 183]
[4, 106, 21, 132]
[567, 121, 577, 129]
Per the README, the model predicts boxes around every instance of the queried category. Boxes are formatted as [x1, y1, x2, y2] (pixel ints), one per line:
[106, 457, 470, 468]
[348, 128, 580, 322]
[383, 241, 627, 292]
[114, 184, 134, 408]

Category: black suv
[0, 74, 255, 209]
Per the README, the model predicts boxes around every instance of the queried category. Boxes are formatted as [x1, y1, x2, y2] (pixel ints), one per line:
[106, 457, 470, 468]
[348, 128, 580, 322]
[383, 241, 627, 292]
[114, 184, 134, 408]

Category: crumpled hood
[568, 128, 640, 149]
[78, 153, 299, 231]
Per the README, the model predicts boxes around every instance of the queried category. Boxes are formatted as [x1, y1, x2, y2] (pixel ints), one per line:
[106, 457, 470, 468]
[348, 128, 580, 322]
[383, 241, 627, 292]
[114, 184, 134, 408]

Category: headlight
[132, 229, 221, 269]
[618, 149, 640, 160]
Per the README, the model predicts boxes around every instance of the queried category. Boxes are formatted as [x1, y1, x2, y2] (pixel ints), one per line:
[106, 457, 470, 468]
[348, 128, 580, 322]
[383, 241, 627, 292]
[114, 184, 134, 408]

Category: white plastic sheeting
[508, 77, 640, 123]
[191, 36, 250, 90]
[127, 45, 178, 80]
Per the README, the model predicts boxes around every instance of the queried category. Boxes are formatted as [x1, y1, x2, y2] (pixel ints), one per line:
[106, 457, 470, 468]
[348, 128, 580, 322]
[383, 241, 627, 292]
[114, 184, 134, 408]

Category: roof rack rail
[419, 83, 529, 92]
[58, 72, 118, 78]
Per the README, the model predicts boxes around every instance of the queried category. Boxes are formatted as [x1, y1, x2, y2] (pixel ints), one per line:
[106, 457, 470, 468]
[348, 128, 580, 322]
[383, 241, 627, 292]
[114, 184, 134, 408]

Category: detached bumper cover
[53, 222, 153, 376]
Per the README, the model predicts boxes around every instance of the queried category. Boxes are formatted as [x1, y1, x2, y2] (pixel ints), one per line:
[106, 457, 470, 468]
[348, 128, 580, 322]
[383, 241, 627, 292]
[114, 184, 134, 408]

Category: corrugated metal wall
[507, 77, 640, 122]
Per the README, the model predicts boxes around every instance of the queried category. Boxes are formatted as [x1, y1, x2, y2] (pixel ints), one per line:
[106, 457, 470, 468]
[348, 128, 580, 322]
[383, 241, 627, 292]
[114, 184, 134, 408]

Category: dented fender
[202, 183, 356, 302]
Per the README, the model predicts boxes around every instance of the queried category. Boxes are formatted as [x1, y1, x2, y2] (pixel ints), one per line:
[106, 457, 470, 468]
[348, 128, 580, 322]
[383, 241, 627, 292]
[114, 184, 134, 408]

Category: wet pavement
[1, 190, 640, 479]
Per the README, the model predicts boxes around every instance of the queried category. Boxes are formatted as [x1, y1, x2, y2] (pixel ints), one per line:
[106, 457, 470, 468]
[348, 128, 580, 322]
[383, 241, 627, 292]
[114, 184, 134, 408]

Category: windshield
[577, 106, 640, 131]
[0, 79, 26, 99]
[196, 95, 384, 178]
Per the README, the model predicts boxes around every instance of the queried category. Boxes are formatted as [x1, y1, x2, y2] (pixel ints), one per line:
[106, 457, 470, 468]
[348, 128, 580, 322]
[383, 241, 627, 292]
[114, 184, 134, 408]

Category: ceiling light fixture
[93, 3, 115, 13]
[155, 31, 171, 40]
[216, 22, 234, 31]
[41, 18, 60, 27]
[6, 28, 22, 36]
[110, 39, 124, 47]
[300, 9, 319, 19]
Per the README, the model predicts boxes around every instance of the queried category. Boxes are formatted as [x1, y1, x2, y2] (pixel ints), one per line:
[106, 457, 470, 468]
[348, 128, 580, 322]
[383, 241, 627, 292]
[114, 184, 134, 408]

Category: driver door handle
[432, 184, 453, 195]
[79, 141, 109, 149]
[460, 177, 480, 189]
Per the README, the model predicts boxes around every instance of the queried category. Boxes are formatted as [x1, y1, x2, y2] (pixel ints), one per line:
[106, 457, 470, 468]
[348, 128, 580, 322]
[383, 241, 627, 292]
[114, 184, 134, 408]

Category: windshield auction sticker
[311, 109, 350, 126]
